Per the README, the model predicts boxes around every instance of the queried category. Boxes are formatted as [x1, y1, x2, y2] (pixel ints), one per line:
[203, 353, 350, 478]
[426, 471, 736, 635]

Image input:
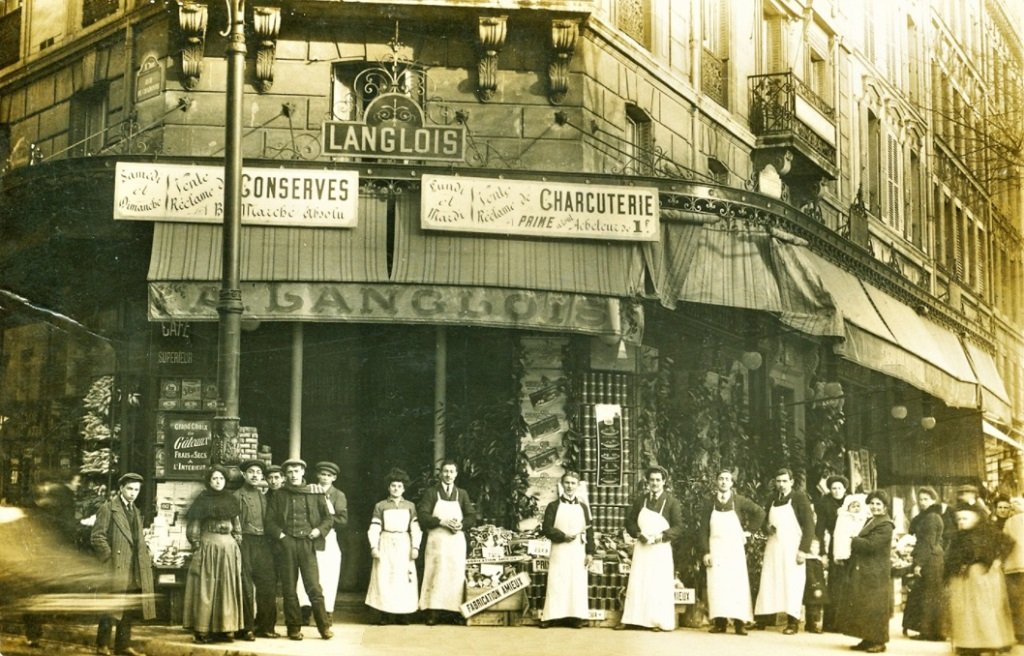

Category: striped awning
[644, 215, 843, 337]
[965, 341, 1012, 424]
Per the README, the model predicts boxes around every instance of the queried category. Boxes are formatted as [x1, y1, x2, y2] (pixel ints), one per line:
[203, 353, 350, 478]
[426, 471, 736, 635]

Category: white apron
[418, 492, 466, 612]
[754, 499, 805, 619]
[706, 501, 753, 622]
[621, 502, 676, 630]
[366, 507, 419, 614]
[542, 502, 589, 621]
[297, 493, 342, 611]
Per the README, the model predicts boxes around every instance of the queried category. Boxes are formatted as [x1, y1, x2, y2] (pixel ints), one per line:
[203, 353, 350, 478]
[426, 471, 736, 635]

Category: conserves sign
[113, 162, 359, 228]
[421, 174, 660, 241]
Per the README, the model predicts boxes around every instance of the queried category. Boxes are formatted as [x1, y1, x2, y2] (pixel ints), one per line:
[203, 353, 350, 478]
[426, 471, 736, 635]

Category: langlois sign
[148, 281, 636, 340]
[113, 162, 359, 227]
[421, 174, 660, 241]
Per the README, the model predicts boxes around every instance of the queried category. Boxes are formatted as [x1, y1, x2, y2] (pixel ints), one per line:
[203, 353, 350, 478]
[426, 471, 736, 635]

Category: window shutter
[886, 134, 902, 232]
[767, 17, 785, 73]
[718, 0, 730, 59]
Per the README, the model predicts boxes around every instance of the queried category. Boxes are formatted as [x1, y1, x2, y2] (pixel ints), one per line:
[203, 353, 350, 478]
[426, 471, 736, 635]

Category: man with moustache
[418, 460, 476, 626]
[235, 460, 278, 639]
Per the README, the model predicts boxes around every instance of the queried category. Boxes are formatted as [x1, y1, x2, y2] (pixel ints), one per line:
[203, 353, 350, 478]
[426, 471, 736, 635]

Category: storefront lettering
[411, 289, 444, 316]
[323, 123, 465, 161]
[269, 284, 303, 312]
[158, 351, 193, 364]
[312, 286, 354, 314]
[161, 321, 191, 338]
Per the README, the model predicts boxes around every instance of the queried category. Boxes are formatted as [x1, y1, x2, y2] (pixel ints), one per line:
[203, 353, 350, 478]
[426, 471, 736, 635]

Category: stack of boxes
[147, 480, 204, 563]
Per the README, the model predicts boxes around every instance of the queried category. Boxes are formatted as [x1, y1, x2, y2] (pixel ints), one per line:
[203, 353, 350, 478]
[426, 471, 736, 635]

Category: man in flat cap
[235, 460, 278, 639]
[297, 462, 347, 625]
[265, 459, 333, 641]
[91, 473, 155, 656]
[265, 465, 284, 498]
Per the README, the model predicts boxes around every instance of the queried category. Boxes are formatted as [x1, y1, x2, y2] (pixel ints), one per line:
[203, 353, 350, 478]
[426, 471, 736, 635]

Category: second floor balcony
[748, 71, 838, 180]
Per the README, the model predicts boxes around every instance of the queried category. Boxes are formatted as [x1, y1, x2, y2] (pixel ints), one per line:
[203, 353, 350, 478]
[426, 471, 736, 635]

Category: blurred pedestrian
[617, 465, 682, 632]
[539, 470, 594, 629]
[700, 467, 763, 636]
[815, 474, 848, 632]
[366, 467, 422, 625]
[902, 486, 945, 642]
[265, 458, 334, 641]
[992, 495, 1012, 530]
[1003, 496, 1024, 644]
[418, 459, 475, 626]
[91, 472, 155, 656]
[235, 460, 277, 639]
[945, 502, 1014, 655]
[754, 468, 815, 635]
[297, 461, 347, 626]
[835, 490, 895, 653]
[183, 466, 244, 643]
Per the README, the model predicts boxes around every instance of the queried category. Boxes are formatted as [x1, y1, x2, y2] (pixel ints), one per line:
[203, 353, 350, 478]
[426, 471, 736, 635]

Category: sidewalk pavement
[1, 617, 994, 656]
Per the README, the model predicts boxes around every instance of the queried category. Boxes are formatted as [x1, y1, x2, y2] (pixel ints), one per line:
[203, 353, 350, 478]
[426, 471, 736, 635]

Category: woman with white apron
[298, 462, 347, 622]
[702, 469, 764, 636]
[366, 468, 423, 625]
[418, 461, 472, 625]
[618, 466, 682, 632]
[540, 471, 595, 628]
[754, 468, 814, 635]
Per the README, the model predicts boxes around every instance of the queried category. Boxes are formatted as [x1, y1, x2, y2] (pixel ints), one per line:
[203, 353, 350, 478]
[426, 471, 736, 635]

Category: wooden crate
[466, 611, 509, 626]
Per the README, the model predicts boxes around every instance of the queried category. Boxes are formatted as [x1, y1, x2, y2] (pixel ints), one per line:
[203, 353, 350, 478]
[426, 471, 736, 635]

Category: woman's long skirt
[183, 532, 245, 634]
[947, 563, 1014, 651]
[902, 554, 945, 638]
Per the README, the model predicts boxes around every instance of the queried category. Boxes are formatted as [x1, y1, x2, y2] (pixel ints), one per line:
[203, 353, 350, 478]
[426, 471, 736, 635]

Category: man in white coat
[754, 468, 816, 634]
[417, 460, 476, 625]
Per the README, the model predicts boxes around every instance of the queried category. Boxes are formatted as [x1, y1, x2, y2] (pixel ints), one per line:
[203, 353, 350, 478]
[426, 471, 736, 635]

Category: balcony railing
[702, 49, 728, 108]
[749, 71, 836, 166]
[0, 9, 21, 68]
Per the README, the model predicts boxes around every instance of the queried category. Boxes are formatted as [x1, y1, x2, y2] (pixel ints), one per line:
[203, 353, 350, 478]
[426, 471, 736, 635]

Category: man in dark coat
[265, 459, 333, 641]
[699, 468, 764, 636]
[91, 472, 155, 656]
[235, 460, 277, 639]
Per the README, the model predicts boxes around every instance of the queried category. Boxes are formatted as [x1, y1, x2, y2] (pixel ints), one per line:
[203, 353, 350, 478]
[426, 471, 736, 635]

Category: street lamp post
[214, 0, 246, 465]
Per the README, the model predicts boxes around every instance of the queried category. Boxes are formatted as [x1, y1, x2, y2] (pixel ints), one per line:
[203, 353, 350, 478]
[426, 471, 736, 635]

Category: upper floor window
[0, 1, 20, 68]
[625, 104, 654, 176]
[69, 85, 108, 157]
[761, 11, 787, 74]
[82, 0, 118, 28]
[702, 0, 730, 108]
[865, 109, 882, 213]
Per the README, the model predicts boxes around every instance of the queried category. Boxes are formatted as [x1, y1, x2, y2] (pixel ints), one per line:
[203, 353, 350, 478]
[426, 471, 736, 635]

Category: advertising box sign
[114, 162, 359, 228]
[421, 174, 660, 241]
[164, 415, 213, 479]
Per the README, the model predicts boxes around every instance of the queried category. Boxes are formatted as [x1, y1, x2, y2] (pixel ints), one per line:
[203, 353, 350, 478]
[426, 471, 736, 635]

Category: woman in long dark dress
[183, 466, 245, 643]
[902, 486, 945, 641]
[945, 502, 1015, 655]
[836, 490, 894, 653]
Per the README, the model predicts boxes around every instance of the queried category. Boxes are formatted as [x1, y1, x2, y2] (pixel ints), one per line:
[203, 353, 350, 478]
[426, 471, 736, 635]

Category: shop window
[68, 85, 109, 157]
[331, 61, 426, 122]
[625, 104, 654, 175]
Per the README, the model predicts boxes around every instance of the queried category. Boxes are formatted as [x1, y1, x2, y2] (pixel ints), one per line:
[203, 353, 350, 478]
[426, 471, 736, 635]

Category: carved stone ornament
[476, 15, 507, 102]
[177, 2, 208, 90]
[253, 6, 281, 93]
[548, 19, 579, 105]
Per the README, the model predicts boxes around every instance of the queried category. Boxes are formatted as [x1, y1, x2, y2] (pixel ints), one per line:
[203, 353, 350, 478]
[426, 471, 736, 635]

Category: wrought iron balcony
[702, 49, 729, 108]
[748, 71, 837, 178]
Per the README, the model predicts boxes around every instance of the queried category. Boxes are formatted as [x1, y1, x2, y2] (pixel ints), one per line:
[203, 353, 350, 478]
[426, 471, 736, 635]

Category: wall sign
[421, 174, 660, 241]
[135, 56, 163, 103]
[594, 403, 623, 486]
[113, 162, 359, 227]
[163, 415, 213, 479]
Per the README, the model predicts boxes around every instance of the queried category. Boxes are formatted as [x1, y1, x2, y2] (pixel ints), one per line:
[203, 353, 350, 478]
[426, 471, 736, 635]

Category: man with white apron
[417, 460, 476, 625]
[540, 471, 595, 628]
[700, 468, 764, 636]
[297, 462, 347, 624]
[754, 468, 817, 635]
[617, 466, 682, 632]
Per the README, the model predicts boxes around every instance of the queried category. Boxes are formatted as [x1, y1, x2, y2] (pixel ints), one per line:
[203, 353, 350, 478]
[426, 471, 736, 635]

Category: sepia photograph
[0, 1, 1023, 655]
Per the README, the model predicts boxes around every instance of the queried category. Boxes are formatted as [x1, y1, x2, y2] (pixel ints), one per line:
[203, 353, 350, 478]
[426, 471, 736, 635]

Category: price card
[618, 562, 631, 575]
[674, 588, 696, 605]
[482, 546, 506, 559]
[527, 539, 552, 557]
[532, 558, 549, 572]
[588, 558, 604, 575]
[587, 609, 606, 621]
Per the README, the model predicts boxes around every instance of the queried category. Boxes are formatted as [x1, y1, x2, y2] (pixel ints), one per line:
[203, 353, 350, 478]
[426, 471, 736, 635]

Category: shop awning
[390, 195, 647, 296]
[965, 341, 1013, 424]
[147, 190, 390, 282]
[983, 419, 1024, 451]
[804, 252, 978, 409]
[644, 215, 843, 336]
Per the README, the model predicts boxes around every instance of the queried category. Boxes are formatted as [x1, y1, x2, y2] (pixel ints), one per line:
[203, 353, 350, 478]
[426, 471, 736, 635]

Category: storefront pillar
[289, 322, 303, 459]
[434, 325, 447, 465]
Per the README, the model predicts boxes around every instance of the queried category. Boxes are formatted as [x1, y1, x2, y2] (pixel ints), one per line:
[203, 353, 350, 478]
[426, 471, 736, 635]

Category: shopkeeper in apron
[540, 470, 595, 629]
[366, 467, 423, 625]
[699, 468, 764, 636]
[754, 467, 816, 635]
[616, 466, 683, 632]
[417, 459, 476, 626]
[297, 462, 348, 625]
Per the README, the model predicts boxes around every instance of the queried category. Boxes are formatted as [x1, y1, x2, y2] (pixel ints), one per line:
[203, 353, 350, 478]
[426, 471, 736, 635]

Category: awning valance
[983, 419, 1024, 451]
[966, 341, 1012, 424]
[644, 217, 843, 337]
[390, 194, 647, 296]
[146, 191, 390, 282]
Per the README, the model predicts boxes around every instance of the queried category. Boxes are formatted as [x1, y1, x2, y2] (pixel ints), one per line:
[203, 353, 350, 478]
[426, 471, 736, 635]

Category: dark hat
[281, 458, 307, 470]
[956, 484, 979, 495]
[315, 461, 339, 476]
[239, 459, 265, 474]
[265, 464, 282, 475]
[118, 472, 143, 487]
[826, 475, 851, 491]
[955, 501, 984, 514]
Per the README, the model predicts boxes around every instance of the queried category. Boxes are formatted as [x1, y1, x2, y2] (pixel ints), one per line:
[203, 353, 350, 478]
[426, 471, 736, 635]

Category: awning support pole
[289, 322, 303, 459]
[434, 325, 447, 466]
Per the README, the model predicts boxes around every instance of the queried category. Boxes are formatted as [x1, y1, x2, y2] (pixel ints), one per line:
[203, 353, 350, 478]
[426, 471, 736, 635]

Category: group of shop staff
[69, 462, 1024, 655]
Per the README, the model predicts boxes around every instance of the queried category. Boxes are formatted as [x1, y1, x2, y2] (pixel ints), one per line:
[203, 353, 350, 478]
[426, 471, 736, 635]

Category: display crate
[466, 611, 510, 626]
